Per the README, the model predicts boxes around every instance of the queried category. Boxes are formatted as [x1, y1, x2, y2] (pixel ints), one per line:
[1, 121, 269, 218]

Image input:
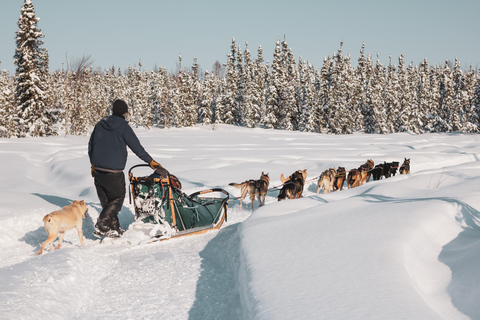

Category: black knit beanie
[112, 99, 128, 116]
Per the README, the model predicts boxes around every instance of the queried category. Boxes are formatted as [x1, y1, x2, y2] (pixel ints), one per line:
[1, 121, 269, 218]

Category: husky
[384, 161, 399, 178]
[400, 158, 410, 174]
[278, 169, 307, 201]
[229, 172, 270, 210]
[37, 200, 88, 255]
[359, 159, 374, 185]
[371, 163, 385, 181]
[333, 167, 346, 192]
[347, 168, 362, 189]
[317, 168, 337, 194]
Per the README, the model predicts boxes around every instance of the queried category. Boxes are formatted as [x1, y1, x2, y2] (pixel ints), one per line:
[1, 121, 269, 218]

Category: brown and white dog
[317, 168, 337, 194]
[278, 169, 307, 201]
[229, 172, 270, 210]
[347, 168, 362, 189]
[359, 159, 374, 185]
[400, 158, 410, 174]
[37, 200, 88, 255]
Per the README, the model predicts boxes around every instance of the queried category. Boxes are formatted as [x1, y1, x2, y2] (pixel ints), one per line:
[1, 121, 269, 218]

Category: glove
[91, 164, 95, 178]
[149, 160, 162, 169]
[154, 167, 170, 179]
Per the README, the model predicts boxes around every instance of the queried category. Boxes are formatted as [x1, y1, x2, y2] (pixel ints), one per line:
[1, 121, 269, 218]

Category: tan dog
[333, 167, 346, 191]
[37, 200, 88, 255]
[229, 172, 270, 210]
[400, 158, 410, 174]
[359, 159, 374, 185]
[347, 168, 362, 189]
[317, 168, 337, 194]
[278, 169, 307, 201]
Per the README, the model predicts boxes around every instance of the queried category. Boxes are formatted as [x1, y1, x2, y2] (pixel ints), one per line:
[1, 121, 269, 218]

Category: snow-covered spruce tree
[437, 61, 454, 132]
[368, 56, 389, 133]
[181, 59, 199, 127]
[394, 54, 412, 132]
[297, 57, 318, 132]
[282, 45, 298, 131]
[416, 58, 433, 133]
[242, 42, 257, 128]
[198, 69, 214, 125]
[354, 44, 369, 132]
[405, 62, 423, 133]
[250, 45, 267, 127]
[420, 60, 439, 133]
[127, 64, 152, 127]
[326, 42, 355, 134]
[158, 68, 175, 128]
[318, 56, 333, 133]
[217, 38, 237, 125]
[383, 56, 397, 133]
[89, 68, 110, 126]
[474, 71, 480, 128]
[234, 45, 244, 125]
[462, 66, 478, 132]
[13, 0, 56, 137]
[430, 64, 448, 132]
[450, 58, 466, 132]
[263, 60, 278, 129]
[274, 38, 297, 130]
[296, 57, 309, 132]
[0, 70, 15, 137]
[270, 39, 284, 129]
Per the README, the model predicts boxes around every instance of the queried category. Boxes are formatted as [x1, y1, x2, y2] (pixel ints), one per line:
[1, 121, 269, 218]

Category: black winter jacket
[88, 115, 153, 170]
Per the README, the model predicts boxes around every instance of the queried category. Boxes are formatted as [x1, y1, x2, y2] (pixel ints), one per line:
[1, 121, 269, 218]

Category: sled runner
[128, 164, 229, 241]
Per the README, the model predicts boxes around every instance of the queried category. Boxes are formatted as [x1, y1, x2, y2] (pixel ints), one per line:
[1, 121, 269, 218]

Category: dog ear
[80, 200, 85, 205]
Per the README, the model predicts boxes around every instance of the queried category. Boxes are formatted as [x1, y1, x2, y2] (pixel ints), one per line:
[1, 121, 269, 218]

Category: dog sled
[128, 164, 229, 241]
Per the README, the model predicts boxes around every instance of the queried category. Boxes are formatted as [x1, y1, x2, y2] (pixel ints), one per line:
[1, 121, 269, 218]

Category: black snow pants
[94, 170, 125, 231]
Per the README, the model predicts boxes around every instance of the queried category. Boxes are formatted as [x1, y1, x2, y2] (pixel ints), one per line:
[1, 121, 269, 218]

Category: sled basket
[128, 164, 228, 237]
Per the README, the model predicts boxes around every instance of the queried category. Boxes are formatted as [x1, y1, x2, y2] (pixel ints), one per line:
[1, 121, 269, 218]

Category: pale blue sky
[1, 0, 479, 75]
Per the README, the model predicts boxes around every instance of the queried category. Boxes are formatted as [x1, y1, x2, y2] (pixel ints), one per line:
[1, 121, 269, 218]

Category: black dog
[383, 161, 399, 178]
[278, 170, 307, 201]
[371, 163, 384, 181]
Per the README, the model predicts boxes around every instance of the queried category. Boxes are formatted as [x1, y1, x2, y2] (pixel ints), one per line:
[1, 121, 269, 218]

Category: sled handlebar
[128, 163, 152, 177]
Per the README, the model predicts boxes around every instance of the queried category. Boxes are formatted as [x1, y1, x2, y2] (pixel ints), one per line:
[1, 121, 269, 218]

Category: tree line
[1, 0, 479, 138]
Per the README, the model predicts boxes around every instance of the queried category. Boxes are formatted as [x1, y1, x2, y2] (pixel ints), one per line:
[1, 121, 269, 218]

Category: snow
[1, 125, 480, 319]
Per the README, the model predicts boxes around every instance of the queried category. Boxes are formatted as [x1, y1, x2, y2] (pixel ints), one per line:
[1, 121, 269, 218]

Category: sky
[1, 0, 479, 75]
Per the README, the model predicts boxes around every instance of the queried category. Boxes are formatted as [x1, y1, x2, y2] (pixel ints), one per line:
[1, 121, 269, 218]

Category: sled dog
[384, 161, 399, 178]
[333, 167, 346, 192]
[400, 158, 410, 174]
[37, 200, 88, 255]
[359, 159, 374, 185]
[317, 168, 337, 194]
[278, 169, 307, 201]
[347, 168, 362, 189]
[229, 172, 270, 210]
[371, 163, 385, 181]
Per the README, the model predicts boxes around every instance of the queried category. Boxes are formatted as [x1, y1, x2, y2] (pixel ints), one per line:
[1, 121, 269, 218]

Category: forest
[1, 0, 479, 138]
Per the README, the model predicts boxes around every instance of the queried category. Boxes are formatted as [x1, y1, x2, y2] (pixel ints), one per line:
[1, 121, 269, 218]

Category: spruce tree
[0, 71, 15, 137]
[198, 70, 214, 125]
[14, 0, 56, 137]
[242, 43, 257, 128]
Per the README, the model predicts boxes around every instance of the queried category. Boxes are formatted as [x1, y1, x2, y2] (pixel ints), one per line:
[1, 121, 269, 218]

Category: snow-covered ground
[1, 125, 479, 319]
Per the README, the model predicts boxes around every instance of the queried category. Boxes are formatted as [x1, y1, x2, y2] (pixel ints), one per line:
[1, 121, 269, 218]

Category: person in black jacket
[88, 99, 163, 238]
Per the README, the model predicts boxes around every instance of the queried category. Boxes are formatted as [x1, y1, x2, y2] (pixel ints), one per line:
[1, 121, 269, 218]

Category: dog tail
[229, 182, 246, 189]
